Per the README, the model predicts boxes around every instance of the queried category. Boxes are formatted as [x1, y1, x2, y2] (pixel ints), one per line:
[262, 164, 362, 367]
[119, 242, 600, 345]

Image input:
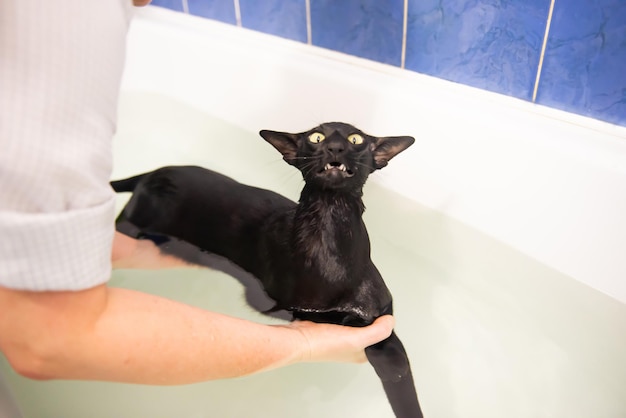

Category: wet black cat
[111, 122, 423, 418]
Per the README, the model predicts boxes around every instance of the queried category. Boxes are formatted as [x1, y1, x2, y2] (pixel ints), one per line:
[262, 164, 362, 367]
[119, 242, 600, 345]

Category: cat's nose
[325, 139, 345, 155]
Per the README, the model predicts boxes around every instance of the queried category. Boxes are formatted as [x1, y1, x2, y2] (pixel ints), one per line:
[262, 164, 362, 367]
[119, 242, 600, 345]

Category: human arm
[0, 283, 394, 383]
[112, 232, 194, 269]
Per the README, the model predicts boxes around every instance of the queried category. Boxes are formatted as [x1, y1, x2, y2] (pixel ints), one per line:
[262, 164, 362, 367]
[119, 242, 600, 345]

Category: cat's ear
[371, 136, 415, 169]
[259, 130, 300, 165]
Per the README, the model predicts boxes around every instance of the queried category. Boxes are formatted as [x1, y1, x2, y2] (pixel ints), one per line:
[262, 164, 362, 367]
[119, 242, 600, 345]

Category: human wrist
[263, 323, 311, 369]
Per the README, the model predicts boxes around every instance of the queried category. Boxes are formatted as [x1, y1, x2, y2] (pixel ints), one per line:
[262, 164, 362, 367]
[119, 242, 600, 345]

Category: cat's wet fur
[111, 122, 423, 417]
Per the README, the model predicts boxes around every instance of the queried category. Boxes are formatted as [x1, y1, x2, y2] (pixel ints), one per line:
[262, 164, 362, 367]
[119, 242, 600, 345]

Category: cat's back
[141, 165, 238, 195]
[128, 165, 295, 253]
[140, 165, 294, 211]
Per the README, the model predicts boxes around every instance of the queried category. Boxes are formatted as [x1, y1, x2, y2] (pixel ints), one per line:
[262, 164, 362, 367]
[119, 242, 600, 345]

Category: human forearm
[0, 284, 394, 384]
[0, 285, 303, 383]
[65, 287, 308, 383]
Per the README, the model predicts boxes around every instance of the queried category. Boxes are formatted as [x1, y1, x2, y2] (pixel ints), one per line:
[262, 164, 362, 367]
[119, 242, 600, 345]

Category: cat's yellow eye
[347, 133, 364, 145]
[308, 132, 326, 143]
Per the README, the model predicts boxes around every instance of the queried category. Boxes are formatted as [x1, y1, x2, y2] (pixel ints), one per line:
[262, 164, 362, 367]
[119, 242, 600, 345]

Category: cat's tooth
[325, 163, 331, 170]
[340, 164, 346, 171]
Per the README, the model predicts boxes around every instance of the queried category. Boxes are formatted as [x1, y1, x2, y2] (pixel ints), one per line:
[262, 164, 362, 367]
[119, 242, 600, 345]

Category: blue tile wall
[405, 0, 550, 101]
[150, 0, 184, 13]
[536, 0, 626, 127]
[310, 0, 404, 66]
[147, 0, 626, 127]
[239, 0, 307, 42]
[188, 0, 237, 25]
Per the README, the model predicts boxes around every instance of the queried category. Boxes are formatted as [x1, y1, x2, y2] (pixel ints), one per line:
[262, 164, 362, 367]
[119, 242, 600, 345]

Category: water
[2, 92, 625, 418]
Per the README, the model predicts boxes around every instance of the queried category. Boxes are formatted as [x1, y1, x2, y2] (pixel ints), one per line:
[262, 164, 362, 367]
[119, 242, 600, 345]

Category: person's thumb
[362, 315, 395, 347]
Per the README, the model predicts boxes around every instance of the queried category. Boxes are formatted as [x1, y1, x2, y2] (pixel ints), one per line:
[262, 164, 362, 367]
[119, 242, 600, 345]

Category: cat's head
[260, 122, 414, 190]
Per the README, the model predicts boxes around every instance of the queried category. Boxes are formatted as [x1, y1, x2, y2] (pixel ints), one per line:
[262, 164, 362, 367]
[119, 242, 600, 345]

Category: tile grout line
[305, 0, 312, 45]
[401, 0, 408, 69]
[233, 0, 242, 27]
[532, 0, 556, 102]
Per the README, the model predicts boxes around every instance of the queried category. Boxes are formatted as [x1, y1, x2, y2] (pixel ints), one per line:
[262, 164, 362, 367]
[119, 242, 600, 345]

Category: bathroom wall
[148, 0, 625, 128]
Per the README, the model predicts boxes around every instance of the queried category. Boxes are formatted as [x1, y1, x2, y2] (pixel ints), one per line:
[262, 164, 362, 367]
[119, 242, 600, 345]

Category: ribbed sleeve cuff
[0, 196, 116, 291]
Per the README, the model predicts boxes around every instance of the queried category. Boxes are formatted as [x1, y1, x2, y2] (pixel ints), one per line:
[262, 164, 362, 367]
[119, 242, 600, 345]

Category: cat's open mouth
[322, 162, 354, 177]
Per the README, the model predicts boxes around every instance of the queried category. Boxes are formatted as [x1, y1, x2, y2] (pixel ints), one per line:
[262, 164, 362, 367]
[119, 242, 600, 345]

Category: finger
[133, 0, 152, 6]
[362, 315, 395, 346]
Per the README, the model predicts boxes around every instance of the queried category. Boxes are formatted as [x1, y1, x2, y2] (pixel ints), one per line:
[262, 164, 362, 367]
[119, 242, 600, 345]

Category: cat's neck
[293, 183, 369, 258]
[290, 183, 370, 284]
[297, 184, 366, 215]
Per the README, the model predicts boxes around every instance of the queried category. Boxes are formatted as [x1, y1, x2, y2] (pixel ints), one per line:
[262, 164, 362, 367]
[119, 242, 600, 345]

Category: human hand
[133, 0, 152, 6]
[286, 315, 395, 364]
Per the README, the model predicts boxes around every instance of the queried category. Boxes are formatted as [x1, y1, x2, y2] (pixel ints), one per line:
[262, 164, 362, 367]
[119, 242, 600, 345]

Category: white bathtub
[121, 7, 626, 304]
[2, 6, 625, 418]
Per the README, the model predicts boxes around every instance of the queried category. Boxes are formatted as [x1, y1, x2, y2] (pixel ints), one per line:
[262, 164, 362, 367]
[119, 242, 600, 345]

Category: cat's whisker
[267, 169, 305, 195]
[352, 160, 376, 171]
[298, 159, 321, 176]
[260, 158, 290, 169]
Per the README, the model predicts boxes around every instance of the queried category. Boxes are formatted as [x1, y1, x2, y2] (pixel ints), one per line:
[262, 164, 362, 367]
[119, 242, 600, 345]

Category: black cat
[111, 122, 423, 418]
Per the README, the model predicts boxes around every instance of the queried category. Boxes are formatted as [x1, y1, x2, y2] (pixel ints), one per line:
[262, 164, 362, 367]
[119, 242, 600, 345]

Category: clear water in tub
[1, 92, 625, 418]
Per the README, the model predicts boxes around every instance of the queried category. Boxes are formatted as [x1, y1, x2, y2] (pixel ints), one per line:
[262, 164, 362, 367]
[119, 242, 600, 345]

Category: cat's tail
[110, 173, 146, 193]
[366, 331, 424, 418]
